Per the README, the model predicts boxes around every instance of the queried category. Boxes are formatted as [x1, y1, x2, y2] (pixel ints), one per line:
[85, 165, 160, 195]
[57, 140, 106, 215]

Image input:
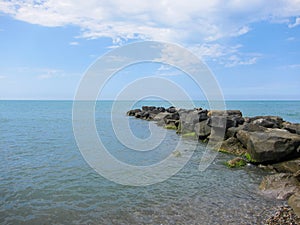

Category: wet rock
[166, 106, 176, 113]
[177, 110, 201, 134]
[164, 112, 179, 121]
[220, 137, 247, 156]
[273, 158, 300, 174]
[226, 125, 243, 138]
[237, 129, 300, 163]
[225, 157, 247, 168]
[153, 112, 173, 122]
[142, 106, 156, 111]
[126, 109, 142, 116]
[194, 120, 211, 140]
[136, 111, 150, 119]
[288, 192, 300, 218]
[259, 173, 300, 200]
[241, 123, 268, 132]
[248, 116, 284, 128]
[207, 110, 244, 130]
[283, 122, 300, 135]
[198, 110, 209, 122]
[294, 170, 300, 181]
[157, 107, 165, 112]
[207, 110, 242, 117]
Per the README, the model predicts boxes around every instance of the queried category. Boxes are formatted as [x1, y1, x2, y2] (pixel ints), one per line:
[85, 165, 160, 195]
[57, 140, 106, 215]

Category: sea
[1, 100, 300, 225]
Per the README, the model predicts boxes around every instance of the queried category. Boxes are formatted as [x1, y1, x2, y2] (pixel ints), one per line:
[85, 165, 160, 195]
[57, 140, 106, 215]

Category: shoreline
[127, 105, 300, 223]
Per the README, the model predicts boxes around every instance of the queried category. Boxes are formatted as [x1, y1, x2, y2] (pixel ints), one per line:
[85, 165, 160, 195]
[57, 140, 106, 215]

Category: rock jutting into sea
[126, 106, 300, 219]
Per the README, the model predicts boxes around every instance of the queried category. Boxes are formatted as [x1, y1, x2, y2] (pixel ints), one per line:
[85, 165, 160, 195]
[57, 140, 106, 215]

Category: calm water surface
[1, 100, 299, 224]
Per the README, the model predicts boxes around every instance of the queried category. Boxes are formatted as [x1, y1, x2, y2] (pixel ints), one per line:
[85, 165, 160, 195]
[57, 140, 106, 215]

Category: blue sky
[0, 1, 299, 100]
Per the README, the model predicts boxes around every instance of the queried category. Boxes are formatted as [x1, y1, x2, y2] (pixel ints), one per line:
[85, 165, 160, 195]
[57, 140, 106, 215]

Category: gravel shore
[264, 205, 299, 225]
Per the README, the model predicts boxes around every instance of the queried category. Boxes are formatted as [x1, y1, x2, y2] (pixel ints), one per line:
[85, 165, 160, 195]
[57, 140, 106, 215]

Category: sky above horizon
[0, 0, 300, 100]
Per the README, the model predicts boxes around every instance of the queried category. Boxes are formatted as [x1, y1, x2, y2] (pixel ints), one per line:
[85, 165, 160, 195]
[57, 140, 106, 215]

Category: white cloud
[225, 55, 257, 67]
[189, 43, 259, 67]
[36, 69, 64, 80]
[286, 37, 296, 41]
[1, 0, 300, 45]
[69, 41, 79, 46]
[288, 17, 300, 28]
[287, 64, 300, 69]
[1, 0, 299, 68]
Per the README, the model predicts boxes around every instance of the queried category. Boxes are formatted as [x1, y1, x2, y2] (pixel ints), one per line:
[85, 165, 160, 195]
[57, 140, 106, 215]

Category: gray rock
[237, 128, 300, 163]
[288, 192, 300, 218]
[225, 157, 247, 168]
[198, 110, 209, 122]
[283, 122, 300, 135]
[153, 112, 173, 121]
[220, 137, 247, 156]
[226, 125, 243, 138]
[259, 173, 300, 200]
[142, 106, 156, 111]
[207, 113, 244, 130]
[273, 158, 300, 174]
[207, 110, 242, 117]
[166, 106, 176, 113]
[248, 116, 283, 128]
[241, 123, 267, 132]
[194, 120, 211, 139]
[126, 109, 141, 116]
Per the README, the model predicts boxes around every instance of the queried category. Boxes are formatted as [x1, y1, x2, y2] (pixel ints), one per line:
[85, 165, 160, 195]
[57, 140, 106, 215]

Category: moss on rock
[225, 157, 247, 168]
[164, 125, 177, 130]
[182, 132, 197, 138]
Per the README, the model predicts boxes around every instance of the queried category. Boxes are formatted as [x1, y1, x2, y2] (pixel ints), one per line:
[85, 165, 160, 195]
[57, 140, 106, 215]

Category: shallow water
[1, 100, 299, 224]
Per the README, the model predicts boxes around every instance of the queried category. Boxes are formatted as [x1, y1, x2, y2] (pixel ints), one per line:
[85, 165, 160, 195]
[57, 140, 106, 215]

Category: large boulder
[126, 109, 142, 116]
[240, 123, 267, 132]
[273, 158, 300, 174]
[178, 110, 208, 134]
[207, 110, 242, 117]
[283, 122, 300, 135]
[194, 120, 211, 139]
[166, 106, 177, 113]
[248, 116, 283, 128]
[142, 106, 156, 111]
[237, 128, 300, 163]
[259, 173, 300, 200]
[220, 137, 247, 156]
[207, 110, 244, 130]
[153, 112, 173, 121]
[226, 125, 244, 138]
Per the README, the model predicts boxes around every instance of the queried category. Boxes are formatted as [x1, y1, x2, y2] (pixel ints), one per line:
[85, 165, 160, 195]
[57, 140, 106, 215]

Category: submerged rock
[288, 192, 300, 218]
[259, 173, 300, 200]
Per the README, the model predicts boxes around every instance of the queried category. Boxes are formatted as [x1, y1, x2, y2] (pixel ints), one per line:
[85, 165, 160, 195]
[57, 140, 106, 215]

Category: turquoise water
[1, 100, 299, 224]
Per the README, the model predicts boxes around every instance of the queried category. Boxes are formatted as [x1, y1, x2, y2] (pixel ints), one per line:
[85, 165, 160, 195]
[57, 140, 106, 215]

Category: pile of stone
[127, 106, 300, 216]
[127, 106, 300, 163]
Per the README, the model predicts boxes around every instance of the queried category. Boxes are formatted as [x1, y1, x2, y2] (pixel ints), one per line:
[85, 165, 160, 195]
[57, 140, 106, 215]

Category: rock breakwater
[127, 105, 300, 217]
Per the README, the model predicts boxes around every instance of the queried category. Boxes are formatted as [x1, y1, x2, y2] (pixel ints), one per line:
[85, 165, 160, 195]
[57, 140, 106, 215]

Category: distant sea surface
[1, 100, 299, 224]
